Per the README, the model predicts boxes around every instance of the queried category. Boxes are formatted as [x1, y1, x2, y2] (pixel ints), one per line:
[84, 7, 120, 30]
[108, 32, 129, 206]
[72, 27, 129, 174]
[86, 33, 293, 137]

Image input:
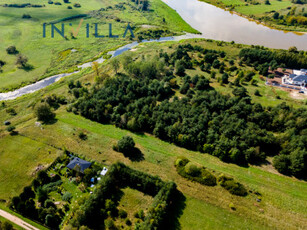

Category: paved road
[0, 209, 40, 230]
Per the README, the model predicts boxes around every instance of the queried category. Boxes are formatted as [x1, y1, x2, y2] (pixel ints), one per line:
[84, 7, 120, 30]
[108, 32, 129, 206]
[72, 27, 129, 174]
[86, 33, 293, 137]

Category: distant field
[236, 0, 293, 15]
[201, 0, 306, 32]
[0, 0, 197, 92]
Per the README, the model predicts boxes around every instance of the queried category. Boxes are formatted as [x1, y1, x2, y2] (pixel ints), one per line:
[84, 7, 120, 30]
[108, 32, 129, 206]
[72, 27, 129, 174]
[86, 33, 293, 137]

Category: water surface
[163, 0, 307, 50]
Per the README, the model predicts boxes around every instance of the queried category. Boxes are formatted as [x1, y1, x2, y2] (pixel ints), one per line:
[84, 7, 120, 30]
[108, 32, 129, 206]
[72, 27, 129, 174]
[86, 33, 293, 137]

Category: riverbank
[199, 0, 307, 33]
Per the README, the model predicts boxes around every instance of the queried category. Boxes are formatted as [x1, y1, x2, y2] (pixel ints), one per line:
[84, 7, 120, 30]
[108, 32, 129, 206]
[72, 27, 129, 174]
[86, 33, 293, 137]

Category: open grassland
[235, 0, 293, 15]
[0, 110, 305, 229]
[0, 0, 197, 92]
[0, 39, 306, 229]
[0, 135, 61, 200]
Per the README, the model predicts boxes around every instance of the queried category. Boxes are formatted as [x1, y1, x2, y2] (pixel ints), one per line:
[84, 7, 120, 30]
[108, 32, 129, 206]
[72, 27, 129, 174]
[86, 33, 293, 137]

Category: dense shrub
[115, 136, 135, 154]
[62, 192, 72, 202]
[6, 46, 18, 55]
[217, 175, 247, 196]
[175, 157, 217, 186]
[34, 103, 56, 122]
[184, 162, 201, 177]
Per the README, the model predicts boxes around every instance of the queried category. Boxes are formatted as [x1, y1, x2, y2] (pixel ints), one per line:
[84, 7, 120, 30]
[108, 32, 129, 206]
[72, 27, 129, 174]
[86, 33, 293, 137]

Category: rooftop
[67, 157, 92, 173]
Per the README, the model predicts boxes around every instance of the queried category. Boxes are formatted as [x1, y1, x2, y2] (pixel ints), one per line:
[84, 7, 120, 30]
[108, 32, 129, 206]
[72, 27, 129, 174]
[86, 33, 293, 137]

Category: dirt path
[0, 209, 40, 230]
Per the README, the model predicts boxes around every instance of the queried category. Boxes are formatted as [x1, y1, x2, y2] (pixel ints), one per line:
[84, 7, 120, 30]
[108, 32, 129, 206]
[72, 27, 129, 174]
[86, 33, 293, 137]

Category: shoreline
[200, 0, 307, 35]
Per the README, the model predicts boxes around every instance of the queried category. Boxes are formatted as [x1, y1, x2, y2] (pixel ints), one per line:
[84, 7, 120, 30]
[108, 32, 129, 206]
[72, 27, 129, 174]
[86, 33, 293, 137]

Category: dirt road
[0, 209, 40, 230]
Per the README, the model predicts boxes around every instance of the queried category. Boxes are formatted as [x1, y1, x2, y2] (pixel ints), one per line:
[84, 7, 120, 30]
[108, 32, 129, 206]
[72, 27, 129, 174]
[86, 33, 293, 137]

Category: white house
[282, 69, 307, 88]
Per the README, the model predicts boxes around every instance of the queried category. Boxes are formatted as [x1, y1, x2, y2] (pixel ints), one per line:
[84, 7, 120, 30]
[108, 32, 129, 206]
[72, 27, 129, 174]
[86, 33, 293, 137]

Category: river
[162, 0, 307, 50]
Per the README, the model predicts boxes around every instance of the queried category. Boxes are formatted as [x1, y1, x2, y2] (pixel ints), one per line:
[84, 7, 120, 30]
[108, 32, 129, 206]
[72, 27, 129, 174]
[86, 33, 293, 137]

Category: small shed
[67, 157, 91, 173]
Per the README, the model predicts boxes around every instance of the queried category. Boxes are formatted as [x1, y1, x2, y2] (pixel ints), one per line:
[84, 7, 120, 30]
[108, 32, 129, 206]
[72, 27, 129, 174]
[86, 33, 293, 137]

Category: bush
[125, 218, 132, 226]
[104, 219, 115, 229]
[116, 136, 135, 154]
[78, 132, 87, 140]
[74, 3, 81, 7]
[174, 156, 190, 167]
[62, 192, 72, 202]
[6, 108, 17, 116]
[1, 221, 14, 230]
[6, 46, 18, 54]
[273, 155, 291, 175]
[44, 199, 56, 208]
[6, 125, 16, 134]
[201, 169, 217, 186]
[22, 14, 31, 19]
[229, 202, 236, 210]
[217, 175, 247, 196]
[184, 162, 201, 177]
[34, 103, 55, 122]
[118, 209, 127, 219]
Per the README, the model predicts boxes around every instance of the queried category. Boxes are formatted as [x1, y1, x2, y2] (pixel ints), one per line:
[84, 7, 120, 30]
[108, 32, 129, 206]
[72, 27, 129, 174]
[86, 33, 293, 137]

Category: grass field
[0, 135, 60, 200]
[115, 187, 154, 227]
[0, 38, 306, 229]
[236, 0, 293, 15]
[3, 110, 304, 229]
[0, 0, 197, 92]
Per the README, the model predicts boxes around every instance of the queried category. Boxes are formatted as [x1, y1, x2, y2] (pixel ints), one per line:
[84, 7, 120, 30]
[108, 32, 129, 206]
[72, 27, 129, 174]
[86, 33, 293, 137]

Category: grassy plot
[0, 135, 60, 200]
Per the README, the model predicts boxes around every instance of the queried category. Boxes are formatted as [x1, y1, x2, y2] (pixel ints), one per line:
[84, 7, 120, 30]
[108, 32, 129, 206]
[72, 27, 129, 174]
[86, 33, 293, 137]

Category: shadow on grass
[123, 147, 144, 162]
[162, 190, 186, 230]
[42, 118, 58, 125]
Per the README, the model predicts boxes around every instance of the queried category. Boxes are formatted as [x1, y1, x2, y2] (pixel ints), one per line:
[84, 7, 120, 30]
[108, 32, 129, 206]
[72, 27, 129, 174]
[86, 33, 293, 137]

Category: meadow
[0, 0, 197, 92]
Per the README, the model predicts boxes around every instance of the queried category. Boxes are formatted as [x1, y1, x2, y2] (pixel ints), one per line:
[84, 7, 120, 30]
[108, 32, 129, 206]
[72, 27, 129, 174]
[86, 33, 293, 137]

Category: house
[282, 69, 307, 88]
[66, 157, 92, 173]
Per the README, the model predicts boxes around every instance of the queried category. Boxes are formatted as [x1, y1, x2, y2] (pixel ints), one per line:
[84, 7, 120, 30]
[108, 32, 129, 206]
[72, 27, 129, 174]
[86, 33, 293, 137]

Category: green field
[201, 0, 307, 32]
[0, 0, 197, 92]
